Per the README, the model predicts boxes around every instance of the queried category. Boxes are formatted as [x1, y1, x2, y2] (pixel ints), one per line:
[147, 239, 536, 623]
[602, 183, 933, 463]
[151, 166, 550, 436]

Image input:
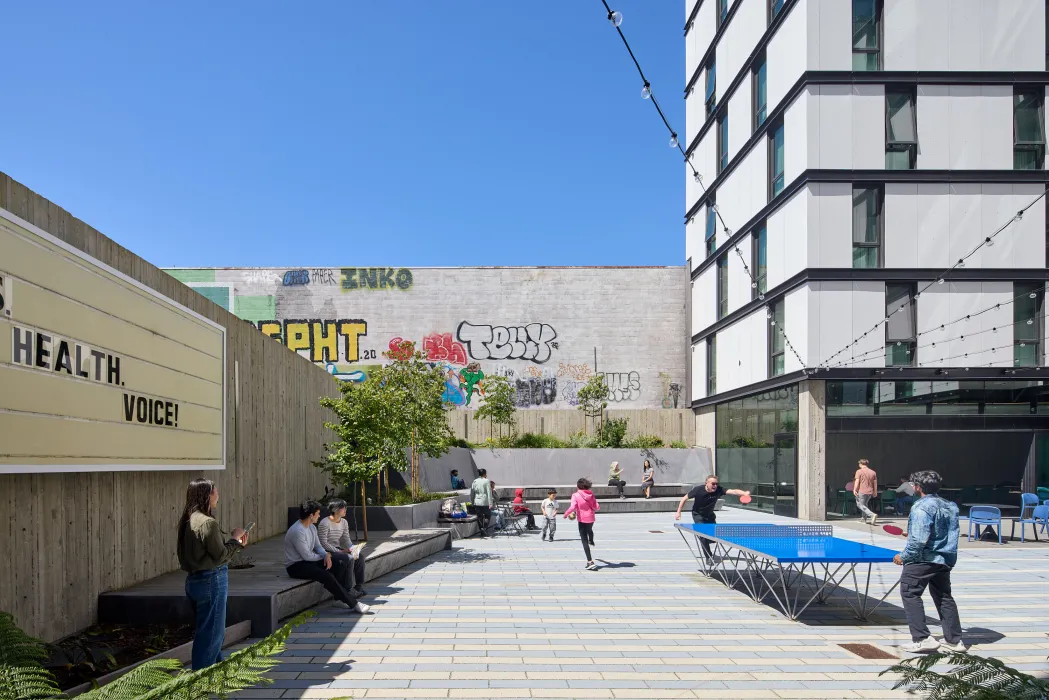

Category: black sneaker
[353, 587, 368, 597]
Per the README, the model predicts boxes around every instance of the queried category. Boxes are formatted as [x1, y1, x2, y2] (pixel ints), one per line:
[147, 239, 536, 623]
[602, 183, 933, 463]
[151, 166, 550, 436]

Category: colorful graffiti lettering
[604, 371, 641, 403]
[423, 332, 468, 365]
[243, 269, 281, 285]
[459, 362, 485, 406]
[257, 319, 367, 363]
[283, 269, 310, 286]
[557, 362, 593, 380]
[341, 268, 413, 291]
[455, 321, 558, 364]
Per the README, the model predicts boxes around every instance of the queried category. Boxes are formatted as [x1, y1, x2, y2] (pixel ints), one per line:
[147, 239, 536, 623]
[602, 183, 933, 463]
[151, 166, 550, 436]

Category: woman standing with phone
[177, 478, 248, 670]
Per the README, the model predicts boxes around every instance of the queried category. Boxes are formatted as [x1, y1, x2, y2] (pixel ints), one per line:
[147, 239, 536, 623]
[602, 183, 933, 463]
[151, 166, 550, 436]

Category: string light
[607, 9, 623, 27]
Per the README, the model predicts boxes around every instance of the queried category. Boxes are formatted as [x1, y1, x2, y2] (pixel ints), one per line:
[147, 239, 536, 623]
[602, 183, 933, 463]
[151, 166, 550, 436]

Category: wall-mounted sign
[0, 208, 226, 473]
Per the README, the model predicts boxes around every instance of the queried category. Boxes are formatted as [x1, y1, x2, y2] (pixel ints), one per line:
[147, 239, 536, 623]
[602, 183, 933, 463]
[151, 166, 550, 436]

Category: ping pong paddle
[739, 494, 752, 504]
[882, 524, 906, 536]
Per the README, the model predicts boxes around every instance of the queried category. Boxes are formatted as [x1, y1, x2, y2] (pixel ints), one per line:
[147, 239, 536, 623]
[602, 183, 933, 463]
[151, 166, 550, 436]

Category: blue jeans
[895, 496, 915, 514]
[185, 566, 228, 670]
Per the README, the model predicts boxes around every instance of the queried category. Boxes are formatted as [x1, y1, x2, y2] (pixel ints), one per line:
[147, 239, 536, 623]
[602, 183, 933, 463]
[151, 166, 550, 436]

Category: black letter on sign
[165, 401, 173, 426]
[35, 332, 51, 369]
[173, 403, 179, 427]
[136, 396, 148, 423]
[123, 393, 135, 422]
[54, 340, 73, 374]
[108, 355, 120, 385]
[12, 327, 32, 366]
[153, 399, 164, 425]
[379, 268, 395, 288]
[395, 268, 413, 290]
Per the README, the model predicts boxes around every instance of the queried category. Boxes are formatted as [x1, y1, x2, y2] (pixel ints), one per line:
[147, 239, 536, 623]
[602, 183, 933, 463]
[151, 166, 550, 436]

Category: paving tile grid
[231, 509, 1049, 699]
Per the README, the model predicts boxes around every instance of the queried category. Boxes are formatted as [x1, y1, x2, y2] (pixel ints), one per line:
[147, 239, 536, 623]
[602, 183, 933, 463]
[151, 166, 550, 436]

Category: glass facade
[752, 225, 767, 298]
[852, 0, 881, 70]
[886, 89, 917, 169]
[827, 380, 1049, 416]
[769, 124, 785, 197]
[1015, 283, 1045, 366]
[1014, 89, 1046, 169]
[715, 385, 798, 514]
[852, 187, 882, 269]
[753, 58, 767, 128]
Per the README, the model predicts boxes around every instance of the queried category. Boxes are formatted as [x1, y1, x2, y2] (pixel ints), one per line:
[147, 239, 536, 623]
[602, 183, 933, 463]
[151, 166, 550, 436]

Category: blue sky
[2, 2, 684, 268]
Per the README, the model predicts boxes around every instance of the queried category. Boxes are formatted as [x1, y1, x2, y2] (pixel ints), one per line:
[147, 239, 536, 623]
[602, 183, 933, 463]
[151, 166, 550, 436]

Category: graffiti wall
[163, 266, 688, 409]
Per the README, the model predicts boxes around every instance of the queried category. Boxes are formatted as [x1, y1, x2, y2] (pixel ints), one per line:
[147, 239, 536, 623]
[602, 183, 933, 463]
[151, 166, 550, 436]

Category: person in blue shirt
[451, 469, 466, 490]
[892, 470, 965, 654]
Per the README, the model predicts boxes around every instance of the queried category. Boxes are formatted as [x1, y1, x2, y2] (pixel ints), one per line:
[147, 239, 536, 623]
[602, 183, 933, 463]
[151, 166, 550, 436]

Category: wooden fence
[448, 408, 696, 445]
[0, 173, 340, 641]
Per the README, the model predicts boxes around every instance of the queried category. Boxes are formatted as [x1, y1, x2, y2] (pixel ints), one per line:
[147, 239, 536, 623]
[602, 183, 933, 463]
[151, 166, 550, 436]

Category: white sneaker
[585, 562, 598, 571]
[900, 638, 940, 653]
[871, 514, 878, 526]
[937, 639, 967, 653]
[353, 602, 374, 614]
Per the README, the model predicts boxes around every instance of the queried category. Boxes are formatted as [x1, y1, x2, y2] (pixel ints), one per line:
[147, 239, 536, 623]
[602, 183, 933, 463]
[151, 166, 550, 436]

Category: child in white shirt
[540, 489, 559, 542]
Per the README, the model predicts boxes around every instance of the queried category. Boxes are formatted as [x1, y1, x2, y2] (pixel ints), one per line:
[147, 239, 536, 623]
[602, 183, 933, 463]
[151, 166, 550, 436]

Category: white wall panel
[812, 282, 886, 368]
[914, 283, 1012, 368]
[686, 96, 703, 154]
[852, 281, 886, 365]
[948, 86, 982, 168]
[717, 309, 768, 393]
[693, 267, 717, 334]
[949, 0, 983, 71]
[718, 140, 768, 234]
[688, 1, 716, 81]
[884, 184, 919, 268]
[983, 0, 1044, 71]
[783, 92, 806, 187]
[852, 85, 886, 169]
[783, 284, 812, 371]
[948, 183, 984, 269]
[718, 0, 764, 94]
[916, 184, 951, 268]
[807, 0, 851, 70]
[916, 85, 950, 169]
[915, 0, 951, 70]
[917, 281, 953, 365]
[979, 86, 1013, 169]
[979, 283, 1014, 367]
[685, 132, 717, 210]
[685, 214, 702, 271]
[692, 341, 706, 400]
[727, 77, 752, 162]
[728, 232, 754, 315]
[816, 85, 851, 169]
[883, 0, 918, 70]
[767, 0, 807, 112]
[809, 183, 851, 268]
[814, 282, 854, 365]
[1005, 185, 1048, 268]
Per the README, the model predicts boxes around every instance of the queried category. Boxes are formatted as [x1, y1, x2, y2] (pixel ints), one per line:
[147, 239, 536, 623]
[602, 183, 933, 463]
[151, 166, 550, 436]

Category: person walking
[641, 459, 655, 499]
[893, 470, 965, 654]
[854, 459, 879, 525]
[285, 501, 372, 614]
[177, 478, 248, 670]
[470, 468, 495, 535]
[563, 478, 600, 570]
[317, 499, 369, 597]
[608, 461, 627, 499]
[540, 489, 559, 542]
[674, 475, 750, 562]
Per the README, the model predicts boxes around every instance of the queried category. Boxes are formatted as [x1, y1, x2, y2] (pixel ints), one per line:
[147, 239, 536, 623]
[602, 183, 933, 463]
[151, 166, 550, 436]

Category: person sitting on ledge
[284, 500, 372, 615]
[316, 498, 369, 598]
[451, 469, 466, 490]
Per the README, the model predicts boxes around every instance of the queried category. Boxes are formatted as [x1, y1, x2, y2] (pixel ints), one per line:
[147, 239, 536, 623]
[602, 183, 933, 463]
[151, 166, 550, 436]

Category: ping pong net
[713, 525, 834, 539]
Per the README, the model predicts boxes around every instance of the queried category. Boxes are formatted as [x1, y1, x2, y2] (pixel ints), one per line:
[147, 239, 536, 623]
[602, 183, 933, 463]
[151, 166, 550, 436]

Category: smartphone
[245, 522, 256, 532]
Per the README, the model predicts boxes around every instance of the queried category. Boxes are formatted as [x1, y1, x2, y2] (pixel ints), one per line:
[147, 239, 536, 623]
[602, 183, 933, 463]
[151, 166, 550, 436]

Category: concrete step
[496, 484, 690, 500]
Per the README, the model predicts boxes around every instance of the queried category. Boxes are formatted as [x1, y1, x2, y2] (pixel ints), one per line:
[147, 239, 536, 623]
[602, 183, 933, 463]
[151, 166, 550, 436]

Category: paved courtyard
[239, 510, 1049, 699]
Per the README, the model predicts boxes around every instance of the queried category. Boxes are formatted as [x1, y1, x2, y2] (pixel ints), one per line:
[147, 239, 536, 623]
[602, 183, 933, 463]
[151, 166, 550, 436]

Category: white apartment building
[684, 0, 1049, 519]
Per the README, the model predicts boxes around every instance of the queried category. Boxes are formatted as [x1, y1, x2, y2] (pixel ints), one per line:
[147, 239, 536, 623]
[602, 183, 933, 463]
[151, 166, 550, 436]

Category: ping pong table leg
[847, 564, 902, 620]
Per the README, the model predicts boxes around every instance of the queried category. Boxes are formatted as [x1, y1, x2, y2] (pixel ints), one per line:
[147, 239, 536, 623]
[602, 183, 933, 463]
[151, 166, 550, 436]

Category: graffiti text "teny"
[456, 322, 558, 364]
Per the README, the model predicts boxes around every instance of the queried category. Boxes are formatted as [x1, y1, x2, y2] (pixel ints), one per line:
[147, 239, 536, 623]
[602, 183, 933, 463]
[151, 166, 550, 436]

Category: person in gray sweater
[316, 499, 368, 597]
[284, 500, 371, 614]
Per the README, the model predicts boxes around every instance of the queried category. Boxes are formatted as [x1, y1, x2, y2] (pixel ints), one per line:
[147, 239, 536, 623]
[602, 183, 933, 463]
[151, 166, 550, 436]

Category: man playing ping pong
[675, 475, 751, 561]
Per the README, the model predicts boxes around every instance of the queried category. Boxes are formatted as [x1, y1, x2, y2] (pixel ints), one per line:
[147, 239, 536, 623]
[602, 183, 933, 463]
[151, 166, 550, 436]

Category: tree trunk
[360, 481, 369, 541]
[411, 429, 419, 500]
[376, 472, 382, 505]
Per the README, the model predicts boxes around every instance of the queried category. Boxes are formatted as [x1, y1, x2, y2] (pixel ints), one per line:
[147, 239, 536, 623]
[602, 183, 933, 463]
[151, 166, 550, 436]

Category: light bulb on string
[1030, 292, 1038, 299]
[937, 278, 945, 285]
[751, 281, 758, 289]
[641, 83, 651, 99]
[710, 204, 719, 213]
[957, 258, 965, 268]
[608, 10, 623, 27]
[758, 293, 765, 301]
[984, 236, 993, 247]
[694, 172, 703, 184]
[669, 134, 679, 148]
[1028, 318, 1035, 325]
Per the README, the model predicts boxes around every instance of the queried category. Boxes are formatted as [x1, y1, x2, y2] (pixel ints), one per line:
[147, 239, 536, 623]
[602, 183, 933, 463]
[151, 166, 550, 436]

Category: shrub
[567, 431, 598, 448]
[625, 435, 664, 449]
[381, 487, 447, 506]
[596, 417, 629, 448]
[513, 433, 569, 449]
[669, 440, 689, 449]
[443, 437, 473, 449]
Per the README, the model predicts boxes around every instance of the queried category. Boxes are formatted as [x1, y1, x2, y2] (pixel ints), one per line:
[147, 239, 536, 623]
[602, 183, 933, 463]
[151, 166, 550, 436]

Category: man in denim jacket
[892, 470, 965, 654]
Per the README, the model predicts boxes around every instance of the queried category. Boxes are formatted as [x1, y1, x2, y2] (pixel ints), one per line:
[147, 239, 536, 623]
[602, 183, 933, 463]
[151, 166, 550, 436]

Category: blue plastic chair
[1032, 505, 1049, 537]
[1010, 494, 1042, 542]
[968, 506, 1002, 544]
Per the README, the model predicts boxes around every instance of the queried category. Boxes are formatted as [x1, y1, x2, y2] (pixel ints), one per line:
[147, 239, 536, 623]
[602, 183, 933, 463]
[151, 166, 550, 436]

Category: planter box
[287, 499, 447, 532]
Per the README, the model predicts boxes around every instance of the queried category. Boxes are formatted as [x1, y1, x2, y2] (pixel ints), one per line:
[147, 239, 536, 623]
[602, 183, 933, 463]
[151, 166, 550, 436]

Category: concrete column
[695, 405, 716, 473]
[797, 380, 826, 521]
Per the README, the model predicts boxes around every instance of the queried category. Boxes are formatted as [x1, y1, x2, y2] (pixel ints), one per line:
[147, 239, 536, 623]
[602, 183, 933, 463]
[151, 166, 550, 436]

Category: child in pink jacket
[564, 477, 600, 570]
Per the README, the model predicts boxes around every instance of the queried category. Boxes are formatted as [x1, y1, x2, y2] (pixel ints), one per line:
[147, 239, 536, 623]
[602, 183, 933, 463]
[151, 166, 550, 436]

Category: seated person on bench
[285, 500, 372, 614]
[451, 469, 466, 490]
[316, 498, 368, 597]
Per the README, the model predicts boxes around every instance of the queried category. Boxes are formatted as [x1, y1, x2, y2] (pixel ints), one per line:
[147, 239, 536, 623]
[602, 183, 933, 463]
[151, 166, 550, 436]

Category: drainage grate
[839, 643, 897, 660]
[649, 530, 664, 533]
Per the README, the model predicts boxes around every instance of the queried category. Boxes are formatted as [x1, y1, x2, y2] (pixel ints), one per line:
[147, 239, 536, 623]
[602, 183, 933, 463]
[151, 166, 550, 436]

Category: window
[1014, 89, 1046, 169]
[707, 336, 717, 395]
[716, 255, 729, 319]
[1015, 284, 1045, 367]
[852, 186, 883, 268]
[886, 89, 917, 169]
[885, 283, 917, 366]
[769, 301, 785, 377]
[753, 54, 767, 128]
[852, 0, 882, 71]
[769, 0, 785, 23]
[717, 0, 729, 27]
[828, 380, 1049, 416]
[768, 122, 785, 198]
[705, 202, 717, 258]
[705, 59, 716, 118]
[717, 111, 729, 173]
[752, 224, 767, 299]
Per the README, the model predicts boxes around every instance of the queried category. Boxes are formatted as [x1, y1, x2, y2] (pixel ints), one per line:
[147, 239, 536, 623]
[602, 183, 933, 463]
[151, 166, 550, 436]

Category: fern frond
[0, 665, 62, 700]
[75, 659, 182, 700]
[883, 650, 1049, 700]
[136, 612, 314, 700]
[0, 613, 50, 668]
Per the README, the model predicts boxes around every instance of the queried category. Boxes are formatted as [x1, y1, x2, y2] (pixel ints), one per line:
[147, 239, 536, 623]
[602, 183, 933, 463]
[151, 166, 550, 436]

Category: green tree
[0, 611, 313, 700]
[575, 374, 608, 434]
[474, 374, 516, 441]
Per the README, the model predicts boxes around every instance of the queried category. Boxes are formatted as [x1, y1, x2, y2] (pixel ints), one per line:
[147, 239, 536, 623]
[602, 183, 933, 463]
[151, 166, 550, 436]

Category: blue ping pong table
[675, 523, 901, 621]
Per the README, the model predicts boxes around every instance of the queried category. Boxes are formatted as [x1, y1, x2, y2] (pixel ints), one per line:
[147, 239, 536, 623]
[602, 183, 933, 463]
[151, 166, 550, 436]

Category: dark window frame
[717, 0, 730, 28]
[885, 87, 918, 170]
[852, 0, 883, 71]
[769, 0, 785, 24]
[717, 109, 729, 173]
[716, 254, 729, 320]
[752, 53, 767, 130]
[705, 58, 717, 118]
[705, 199, 718, 258]
[707, 336, 717, 396]
[769, 301, 785, 377]
[885, 282, 917, 367]
[852, 185, 884, 269]
[1014, 87, 1046, 170]
[768, 121, 785, 199]
[1014, 283, 1045, 367]
[752, 223, 768, 300]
